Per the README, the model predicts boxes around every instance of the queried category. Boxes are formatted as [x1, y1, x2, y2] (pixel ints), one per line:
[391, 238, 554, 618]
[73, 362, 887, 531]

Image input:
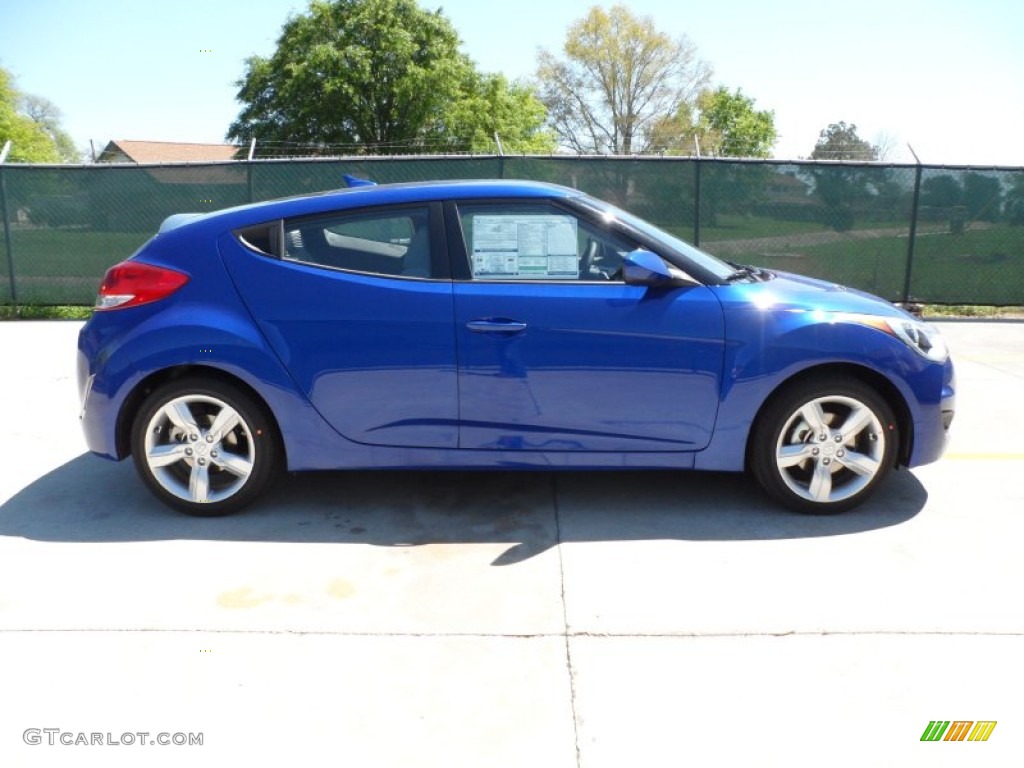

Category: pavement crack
[552, 474, 582, 768]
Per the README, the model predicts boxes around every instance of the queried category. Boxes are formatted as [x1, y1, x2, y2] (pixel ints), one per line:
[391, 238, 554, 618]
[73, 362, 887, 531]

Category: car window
[234, 222, 281, 257]
[283, 206, 433, 278]
[570, 194, 735, 282]
[457, 203, 636, 281]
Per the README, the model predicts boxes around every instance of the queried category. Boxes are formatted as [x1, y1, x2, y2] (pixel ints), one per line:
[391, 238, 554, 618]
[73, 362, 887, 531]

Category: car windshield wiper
[725, 264, 758, 282]
[724, 262, 771, 283]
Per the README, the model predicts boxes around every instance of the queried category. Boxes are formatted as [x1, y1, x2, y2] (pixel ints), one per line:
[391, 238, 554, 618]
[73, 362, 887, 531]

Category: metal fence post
[693, 158, 702, 247]
[0, 141, 18, 312]
[247, 138, 256, 203]
[902, 155, 924, 304]
[495, 134, 505, 180]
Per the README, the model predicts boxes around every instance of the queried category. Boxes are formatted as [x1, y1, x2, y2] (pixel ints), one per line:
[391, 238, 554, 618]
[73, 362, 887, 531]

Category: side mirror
[622, 249, 697, 288]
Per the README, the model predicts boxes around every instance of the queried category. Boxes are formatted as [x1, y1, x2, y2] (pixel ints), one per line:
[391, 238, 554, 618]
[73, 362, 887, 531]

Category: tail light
[95, 261, 189, 310]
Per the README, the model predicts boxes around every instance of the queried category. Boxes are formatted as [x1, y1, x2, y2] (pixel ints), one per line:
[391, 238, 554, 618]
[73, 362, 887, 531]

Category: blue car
[77, 179, 955, 516]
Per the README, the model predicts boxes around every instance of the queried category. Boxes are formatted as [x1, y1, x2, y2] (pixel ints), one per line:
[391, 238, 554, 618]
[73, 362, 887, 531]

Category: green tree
[227, 0, 550, 154]
[696, 88, 776, 158]
[0, 67, 67, 163]
[20, 94, 80, 162]
[806, 123, 882, 231]
[1005, 175, 1024, 225]
[537, 4, 711, 154]
[650, 86, 776, 158]
[920, 173, 966, 233]
[810, 122, 879, 161]
[963, 172, 1002, 222]
[440, 73, 556, 154]
[920, 175, 962, 209]
[646, 102, 696, 155]
[228, 0, 468, 151]
[645, 87, 776, 228]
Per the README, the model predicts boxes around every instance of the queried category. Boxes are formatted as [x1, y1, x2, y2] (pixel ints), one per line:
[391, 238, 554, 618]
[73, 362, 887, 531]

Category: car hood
[712, 270, 912, 320]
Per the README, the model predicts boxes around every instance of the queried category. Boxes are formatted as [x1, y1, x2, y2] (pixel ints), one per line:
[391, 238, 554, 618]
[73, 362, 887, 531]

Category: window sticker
[471, 215, 578, 279]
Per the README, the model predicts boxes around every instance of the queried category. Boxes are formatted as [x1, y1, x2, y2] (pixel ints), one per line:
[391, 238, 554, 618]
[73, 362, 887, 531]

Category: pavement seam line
[2, 629, 1022, 637]
[552, 474, 582, 768]
[957, 356, 1024, 380]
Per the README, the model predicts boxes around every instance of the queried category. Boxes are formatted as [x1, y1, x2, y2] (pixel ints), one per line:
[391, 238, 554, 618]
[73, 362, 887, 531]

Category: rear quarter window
[234, 222, 282, 257]
[283, 206, 433, 278]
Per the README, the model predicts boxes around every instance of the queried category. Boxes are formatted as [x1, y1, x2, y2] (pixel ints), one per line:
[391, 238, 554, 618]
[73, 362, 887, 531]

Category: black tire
[131, 377, 279, 516]
[749, 376, 898, 514]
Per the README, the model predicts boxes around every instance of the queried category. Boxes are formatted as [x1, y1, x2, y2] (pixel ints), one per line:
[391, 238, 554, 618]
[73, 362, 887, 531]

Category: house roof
[98, 140, 240, 164]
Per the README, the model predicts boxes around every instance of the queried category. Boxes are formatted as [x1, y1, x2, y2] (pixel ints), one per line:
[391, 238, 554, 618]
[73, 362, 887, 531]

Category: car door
[219, 201, 458, 449]
[449, 199, 726, 452]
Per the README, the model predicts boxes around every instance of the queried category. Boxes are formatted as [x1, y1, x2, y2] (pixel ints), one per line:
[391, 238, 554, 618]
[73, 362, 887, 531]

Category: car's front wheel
[750, 377, 898, 513]
[131, 378, 279, 516]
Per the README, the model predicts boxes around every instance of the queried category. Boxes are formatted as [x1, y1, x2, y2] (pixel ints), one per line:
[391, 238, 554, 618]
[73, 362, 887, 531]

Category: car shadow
[0, 453, 928, 565]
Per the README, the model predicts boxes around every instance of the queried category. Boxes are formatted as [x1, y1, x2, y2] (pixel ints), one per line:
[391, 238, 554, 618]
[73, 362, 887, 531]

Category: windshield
[571, 193, 736, 281]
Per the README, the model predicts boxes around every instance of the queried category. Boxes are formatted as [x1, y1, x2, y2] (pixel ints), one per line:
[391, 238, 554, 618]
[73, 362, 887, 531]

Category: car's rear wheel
[750, 377, 898, 514]
[131, 378, 278, 516]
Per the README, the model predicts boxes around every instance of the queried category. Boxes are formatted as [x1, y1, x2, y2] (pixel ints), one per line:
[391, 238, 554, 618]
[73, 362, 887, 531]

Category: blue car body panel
[220, 233, 460, 450]
[76, 235, 347, 469]
[77, 179, 954, 482]
[453, 281, 724, 451]
[694, 274, 953, 471]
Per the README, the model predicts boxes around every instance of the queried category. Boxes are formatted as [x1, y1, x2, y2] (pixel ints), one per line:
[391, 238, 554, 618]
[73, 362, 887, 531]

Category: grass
[9, 229, 148, 275]
[922, 304, 1024, 319]
[699, 213, 874, 242]
[1, 229, 147, 304]
[657, 215, 868, 244]
[2, 220, 1021, 313]
[729, 225, 1024, 305]
[0, 304, 93, 320]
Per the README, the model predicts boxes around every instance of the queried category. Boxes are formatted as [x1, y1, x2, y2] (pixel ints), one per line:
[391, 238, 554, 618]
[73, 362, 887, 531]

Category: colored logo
[921, 721, 996, 742]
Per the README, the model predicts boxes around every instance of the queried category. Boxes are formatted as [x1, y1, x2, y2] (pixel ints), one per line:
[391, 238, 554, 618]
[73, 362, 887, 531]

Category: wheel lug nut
[837, 449, 845, 457]
[811, 447, 820, 456]
[822, 457, 831, 466]
[819, 433, 827, 442]
[211, 450, 219, 458]
[197, 457, 207, 466]
[205, 434, 214, 443]
[185, 447, 193, 457]
[834, 434, 843, 443]
[189, 433, 198, 442]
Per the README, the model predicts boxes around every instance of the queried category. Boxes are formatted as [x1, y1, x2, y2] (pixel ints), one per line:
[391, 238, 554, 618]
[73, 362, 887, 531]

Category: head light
[881, 317, 948, 362]
[821, 312, 949, 363]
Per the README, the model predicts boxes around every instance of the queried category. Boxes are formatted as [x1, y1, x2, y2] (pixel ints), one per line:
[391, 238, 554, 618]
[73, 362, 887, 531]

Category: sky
[1, 0, 1022, 165]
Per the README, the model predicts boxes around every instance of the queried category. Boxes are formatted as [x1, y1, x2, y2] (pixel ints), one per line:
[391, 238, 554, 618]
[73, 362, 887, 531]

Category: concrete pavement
[1, 319, 1022, 767]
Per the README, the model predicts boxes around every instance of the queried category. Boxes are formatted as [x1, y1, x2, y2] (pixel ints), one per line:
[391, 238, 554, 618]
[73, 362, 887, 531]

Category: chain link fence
[1, 156, 1021, 306]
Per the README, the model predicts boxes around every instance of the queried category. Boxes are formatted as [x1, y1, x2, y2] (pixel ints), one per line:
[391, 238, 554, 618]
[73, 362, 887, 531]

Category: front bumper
[908, 357, 955, 467]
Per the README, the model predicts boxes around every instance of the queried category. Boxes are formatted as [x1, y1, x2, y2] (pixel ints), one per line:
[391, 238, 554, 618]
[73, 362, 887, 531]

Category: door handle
[466, 319, 528, 335]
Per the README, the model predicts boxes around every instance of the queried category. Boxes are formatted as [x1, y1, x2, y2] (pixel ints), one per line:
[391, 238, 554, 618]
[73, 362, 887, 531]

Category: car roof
[160, 179, 585, 234]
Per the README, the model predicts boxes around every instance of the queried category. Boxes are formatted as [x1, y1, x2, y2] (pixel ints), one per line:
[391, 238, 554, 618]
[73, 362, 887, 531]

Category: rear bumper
[77, 342, 130, 460]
